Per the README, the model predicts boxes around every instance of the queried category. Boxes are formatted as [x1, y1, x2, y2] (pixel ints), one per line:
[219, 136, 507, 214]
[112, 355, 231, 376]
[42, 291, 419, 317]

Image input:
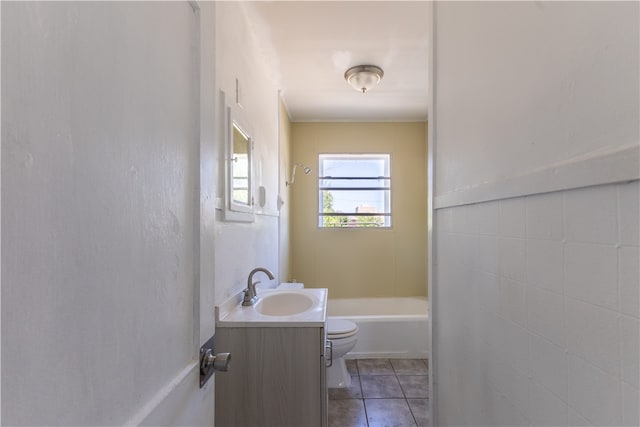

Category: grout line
[355, 359, 370, 426]
[615, 185, 625, 419]
[560, 190, 571, 419]
[407, 398, 420, 427]
[329, 359, 429, 427]
[361, 393, 370, 427]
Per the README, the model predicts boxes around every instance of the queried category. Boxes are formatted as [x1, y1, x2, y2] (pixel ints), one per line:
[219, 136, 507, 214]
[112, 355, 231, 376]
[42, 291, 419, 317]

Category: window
[318, 154, 391, 228]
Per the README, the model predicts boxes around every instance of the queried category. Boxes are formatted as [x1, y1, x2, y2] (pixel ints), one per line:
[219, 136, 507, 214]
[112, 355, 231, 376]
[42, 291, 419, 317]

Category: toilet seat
[327, 318, 358, 339]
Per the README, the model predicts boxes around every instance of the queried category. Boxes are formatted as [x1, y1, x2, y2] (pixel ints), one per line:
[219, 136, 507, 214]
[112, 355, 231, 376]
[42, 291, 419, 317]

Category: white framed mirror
[223, 99, 255, 222]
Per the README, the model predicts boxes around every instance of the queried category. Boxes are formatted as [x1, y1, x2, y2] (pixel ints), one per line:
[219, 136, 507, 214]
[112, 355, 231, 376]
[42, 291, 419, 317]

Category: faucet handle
[242, 287, 259, 306]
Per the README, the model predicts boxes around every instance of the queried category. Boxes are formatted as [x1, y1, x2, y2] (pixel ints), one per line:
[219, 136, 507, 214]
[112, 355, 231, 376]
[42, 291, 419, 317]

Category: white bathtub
[327, 297, 430, 359]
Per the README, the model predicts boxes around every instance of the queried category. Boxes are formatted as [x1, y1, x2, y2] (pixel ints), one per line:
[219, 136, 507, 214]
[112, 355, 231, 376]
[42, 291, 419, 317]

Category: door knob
[199, 334, 229, 388]
[200, 349, 231, 373]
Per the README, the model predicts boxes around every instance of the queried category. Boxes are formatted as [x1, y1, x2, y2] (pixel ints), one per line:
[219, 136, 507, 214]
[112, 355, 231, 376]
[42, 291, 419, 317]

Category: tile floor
[328, 359, 429, 427]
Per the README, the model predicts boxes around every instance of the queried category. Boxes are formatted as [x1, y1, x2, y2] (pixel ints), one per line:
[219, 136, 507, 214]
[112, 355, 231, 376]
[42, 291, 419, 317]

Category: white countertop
[215, 288, 328, 328]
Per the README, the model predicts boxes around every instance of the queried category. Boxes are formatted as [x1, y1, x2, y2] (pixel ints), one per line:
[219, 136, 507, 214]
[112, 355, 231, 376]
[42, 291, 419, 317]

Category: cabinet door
[216, 327, 323, 426]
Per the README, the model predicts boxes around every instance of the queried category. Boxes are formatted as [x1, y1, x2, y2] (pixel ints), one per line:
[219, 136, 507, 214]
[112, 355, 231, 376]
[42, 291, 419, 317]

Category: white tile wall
[622, 381, 640, 427]
[505, 366, 530, 414]
[564, 185, 618, 245]
[434, 181, 640, 426]
[565, 242, 618, 310]
[529, 333, 568, 401]
[526, 238, 563, 293]
[620, 246, 640, 317]
[525, 192, 563, 240]
[568, 408, 594, 427]
[501, 319, 530, 375]
[476, 199, 501, 235]
[565, 298, 620, 378]
[451, 203, 477, 235]
[478, 235, 500, 274]
[528, 379, 569, 426]
[478, 271, 500, 313]
[499, 277, 527, 327]
[620, 316, 639, 387]
[500, 197, 526, 238]
[527, 285, 566, 348]
[500, 237, 526, 282]
[440, 207, 453, 233]
[618, 180, 639, 246]
[568, 355, 622, 427]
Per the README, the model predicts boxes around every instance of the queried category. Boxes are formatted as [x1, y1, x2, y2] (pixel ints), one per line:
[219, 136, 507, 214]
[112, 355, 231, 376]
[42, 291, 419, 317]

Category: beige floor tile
[365, 399, 417, 427]
[390, 359, 428, 375]
[346, 359, 359, 375]
[328, 359, 430, 427]
[329, 375, 363, 400]
[360, 375, 404, 398]
[407, 399, 429, 427]
[398, 375, 429, 398]
[328, 399, 368, 427]
[357, 359, 394, 375]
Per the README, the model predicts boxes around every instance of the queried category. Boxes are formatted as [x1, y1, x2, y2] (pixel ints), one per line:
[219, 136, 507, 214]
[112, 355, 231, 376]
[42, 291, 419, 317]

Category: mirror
[223, 98, 255, 222]
[231, 123, 251, 206]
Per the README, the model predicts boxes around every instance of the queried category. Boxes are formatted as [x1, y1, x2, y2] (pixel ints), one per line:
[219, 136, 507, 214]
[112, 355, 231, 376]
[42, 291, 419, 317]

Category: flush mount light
[344, 65, 384, 93]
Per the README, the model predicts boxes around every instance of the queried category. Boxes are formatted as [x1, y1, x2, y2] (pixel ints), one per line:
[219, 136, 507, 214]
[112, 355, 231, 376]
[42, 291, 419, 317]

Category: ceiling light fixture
[344, 65, 384, 93]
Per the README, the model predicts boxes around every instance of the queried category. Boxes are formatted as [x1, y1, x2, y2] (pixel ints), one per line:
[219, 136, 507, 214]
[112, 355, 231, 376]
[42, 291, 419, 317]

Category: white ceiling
[244, 1, 430, 122]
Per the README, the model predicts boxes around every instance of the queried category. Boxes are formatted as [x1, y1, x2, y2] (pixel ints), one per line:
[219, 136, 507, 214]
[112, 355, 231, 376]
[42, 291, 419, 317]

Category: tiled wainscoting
[434, 181, 639, 426]
[328, 359, 429, 427]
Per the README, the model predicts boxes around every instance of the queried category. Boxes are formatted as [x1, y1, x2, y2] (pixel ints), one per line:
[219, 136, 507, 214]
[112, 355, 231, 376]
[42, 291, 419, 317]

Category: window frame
[317, 153, 393, 229]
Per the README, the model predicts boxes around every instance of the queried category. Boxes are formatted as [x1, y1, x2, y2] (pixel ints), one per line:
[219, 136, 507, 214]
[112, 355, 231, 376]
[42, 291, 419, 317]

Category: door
[1, 2, 216, 425]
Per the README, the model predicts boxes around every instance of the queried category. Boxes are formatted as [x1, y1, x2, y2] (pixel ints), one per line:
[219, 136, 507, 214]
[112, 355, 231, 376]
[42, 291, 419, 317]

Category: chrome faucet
[242, 267, 275, 306]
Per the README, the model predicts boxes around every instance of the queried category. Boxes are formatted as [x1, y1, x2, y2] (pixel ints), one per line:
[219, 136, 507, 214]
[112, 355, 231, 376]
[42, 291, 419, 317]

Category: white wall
[213, 2, 282, 302]
[432, 2, 639, 426]
[435, 183, 639, 426]
[434, 1, 638, 200]
[2, 2, 216, 425]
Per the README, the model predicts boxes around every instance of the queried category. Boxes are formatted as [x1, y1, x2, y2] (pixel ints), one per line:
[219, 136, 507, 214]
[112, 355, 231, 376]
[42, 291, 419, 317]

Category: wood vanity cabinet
[215, 325, 328, 427]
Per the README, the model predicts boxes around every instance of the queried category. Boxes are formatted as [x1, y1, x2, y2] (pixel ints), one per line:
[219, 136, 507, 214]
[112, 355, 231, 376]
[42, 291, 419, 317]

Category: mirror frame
[223, 101, 255, 222]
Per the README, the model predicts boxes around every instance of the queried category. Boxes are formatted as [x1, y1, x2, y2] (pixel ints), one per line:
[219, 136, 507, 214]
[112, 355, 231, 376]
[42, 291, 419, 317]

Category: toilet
[326, 317, 359, 389]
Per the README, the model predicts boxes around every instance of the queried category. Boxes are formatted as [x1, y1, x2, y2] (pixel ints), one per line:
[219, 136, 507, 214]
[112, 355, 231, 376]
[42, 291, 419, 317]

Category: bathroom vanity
[214, 288, 328, 427]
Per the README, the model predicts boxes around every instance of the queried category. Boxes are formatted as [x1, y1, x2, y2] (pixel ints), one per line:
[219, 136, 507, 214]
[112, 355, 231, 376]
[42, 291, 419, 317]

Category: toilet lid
[327, 318, 358, 337]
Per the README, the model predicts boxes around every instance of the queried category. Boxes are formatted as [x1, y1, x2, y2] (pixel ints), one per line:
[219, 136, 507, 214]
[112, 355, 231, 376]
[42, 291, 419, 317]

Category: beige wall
[290, 122, 427, 298]
[278, 98, 293, 282]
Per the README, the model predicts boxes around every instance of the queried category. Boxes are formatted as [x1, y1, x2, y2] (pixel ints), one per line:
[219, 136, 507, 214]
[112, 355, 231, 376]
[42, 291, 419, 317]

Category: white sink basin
[254, 292, 315, 316]
[215, 288, 327, 327]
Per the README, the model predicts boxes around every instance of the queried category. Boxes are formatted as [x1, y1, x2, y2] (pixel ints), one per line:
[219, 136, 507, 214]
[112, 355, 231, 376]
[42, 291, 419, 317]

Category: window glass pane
[319, 155, 389, 178]
[232, 153, 249, 204]
[321, 215, 387, 228]
[320, 189, 389, 214]
[318, 154, 391, 228]
[319, 178, 390, 189]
